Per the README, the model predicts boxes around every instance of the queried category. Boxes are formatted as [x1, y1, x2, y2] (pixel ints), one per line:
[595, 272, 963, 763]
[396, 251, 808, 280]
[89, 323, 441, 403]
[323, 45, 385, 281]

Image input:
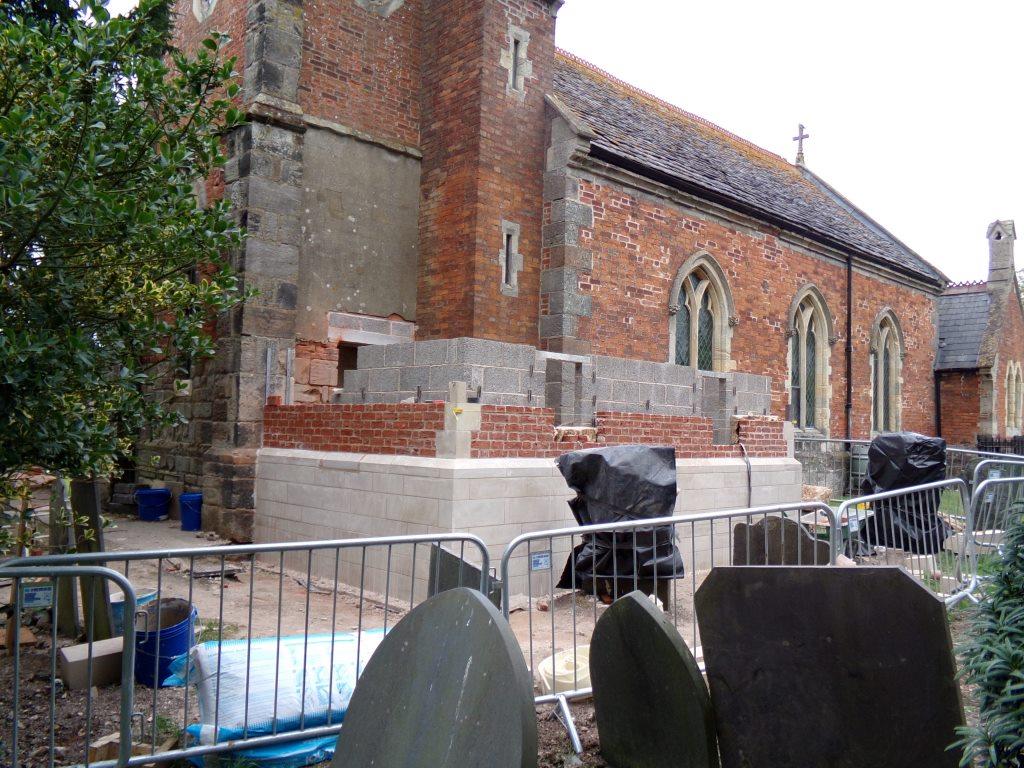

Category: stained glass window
[672, 265, 727, 372]
[882, 343, 892, 431]
[791, 298, 828, 431]
[697, 293, 714, 372]
[675, 302, 690, 366]
[790, 336, 801, 426]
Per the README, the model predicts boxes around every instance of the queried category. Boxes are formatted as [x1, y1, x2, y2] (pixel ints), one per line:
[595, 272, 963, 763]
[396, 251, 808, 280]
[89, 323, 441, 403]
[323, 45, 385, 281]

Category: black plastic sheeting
[857, 432, 952, 555]
[555, 445, 685, 594]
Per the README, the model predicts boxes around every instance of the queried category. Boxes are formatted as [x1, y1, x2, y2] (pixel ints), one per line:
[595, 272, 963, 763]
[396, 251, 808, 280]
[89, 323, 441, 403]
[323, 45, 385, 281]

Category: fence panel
[1, 565, 136, 768]
[794, 437, 870, 500]
[4, 533, 489, 768]
[796, 436, 1024, 500]
[499, 502, 837, 750]
[969, 476, 1024, 564]
[836, 479, 973, 605]
[970, 457, 1024, 489]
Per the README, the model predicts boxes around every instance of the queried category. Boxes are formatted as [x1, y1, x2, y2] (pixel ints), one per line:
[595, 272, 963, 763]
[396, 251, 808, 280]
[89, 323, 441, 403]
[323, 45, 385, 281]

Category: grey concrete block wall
[335, 338, 772, 427]
[592, 355, 696, 417]
[338, 338, 543, 406]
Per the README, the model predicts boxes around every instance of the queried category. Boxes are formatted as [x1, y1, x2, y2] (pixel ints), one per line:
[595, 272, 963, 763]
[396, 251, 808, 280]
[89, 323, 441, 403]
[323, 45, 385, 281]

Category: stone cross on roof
[793, 124, 810, 166]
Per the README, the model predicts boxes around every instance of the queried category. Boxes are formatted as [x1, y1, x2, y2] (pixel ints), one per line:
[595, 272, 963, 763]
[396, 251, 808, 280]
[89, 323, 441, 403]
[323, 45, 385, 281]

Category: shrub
[954, 510, 1024, 766]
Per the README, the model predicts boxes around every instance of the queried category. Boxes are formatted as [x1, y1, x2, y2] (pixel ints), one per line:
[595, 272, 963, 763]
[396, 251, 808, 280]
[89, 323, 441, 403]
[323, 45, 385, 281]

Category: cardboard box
[58, 636, 123, 690]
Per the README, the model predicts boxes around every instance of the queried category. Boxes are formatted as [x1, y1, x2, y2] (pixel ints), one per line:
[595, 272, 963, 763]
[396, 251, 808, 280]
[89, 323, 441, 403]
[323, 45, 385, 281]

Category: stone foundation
[255, 448, 802, 598]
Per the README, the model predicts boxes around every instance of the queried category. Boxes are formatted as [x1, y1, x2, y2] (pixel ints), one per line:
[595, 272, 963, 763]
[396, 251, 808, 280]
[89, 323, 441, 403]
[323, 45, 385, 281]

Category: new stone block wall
[255, 448, 803, 598]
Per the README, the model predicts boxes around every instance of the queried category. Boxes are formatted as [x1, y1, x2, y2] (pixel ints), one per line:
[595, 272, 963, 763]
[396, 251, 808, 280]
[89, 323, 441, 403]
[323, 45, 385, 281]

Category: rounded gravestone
[590, 591, 719, 768]
[332, 587, 536, 768]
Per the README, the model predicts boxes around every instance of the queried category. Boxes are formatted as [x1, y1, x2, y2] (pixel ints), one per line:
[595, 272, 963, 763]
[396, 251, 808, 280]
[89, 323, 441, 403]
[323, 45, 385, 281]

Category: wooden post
[4, 492, 28, 656]
[70, 479, 114, 642]
[50, 478, 80, 637]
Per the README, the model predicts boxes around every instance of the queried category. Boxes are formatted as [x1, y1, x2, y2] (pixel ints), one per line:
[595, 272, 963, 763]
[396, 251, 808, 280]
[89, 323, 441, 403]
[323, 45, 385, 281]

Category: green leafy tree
[0, 0, 246, 550]
[955, 510, 1024, 766]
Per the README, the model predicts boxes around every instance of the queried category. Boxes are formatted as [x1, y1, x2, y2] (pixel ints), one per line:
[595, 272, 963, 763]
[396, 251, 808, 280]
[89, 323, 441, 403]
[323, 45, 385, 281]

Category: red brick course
[263, 402, 445, 455]
[263, 403, 787, 459]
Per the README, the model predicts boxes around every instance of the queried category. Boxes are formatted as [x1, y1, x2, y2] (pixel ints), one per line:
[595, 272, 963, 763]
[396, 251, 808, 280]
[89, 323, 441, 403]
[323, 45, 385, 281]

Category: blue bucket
[134, 598, 197, 688]
[135, 488, 171, 522]
[110, 588, 158, 635]
[179, 492, 203, 532]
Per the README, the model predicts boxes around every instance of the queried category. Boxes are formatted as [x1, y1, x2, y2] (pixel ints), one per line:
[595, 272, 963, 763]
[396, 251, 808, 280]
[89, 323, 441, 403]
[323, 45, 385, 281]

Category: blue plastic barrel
[179, 492, 203, 532]
[135, 488, 171, 522]
[134, 598, 197, 688]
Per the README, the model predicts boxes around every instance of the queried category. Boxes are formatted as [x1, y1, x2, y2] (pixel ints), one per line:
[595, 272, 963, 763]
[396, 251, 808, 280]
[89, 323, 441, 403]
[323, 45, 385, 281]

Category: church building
[149, 0, 1021, 539]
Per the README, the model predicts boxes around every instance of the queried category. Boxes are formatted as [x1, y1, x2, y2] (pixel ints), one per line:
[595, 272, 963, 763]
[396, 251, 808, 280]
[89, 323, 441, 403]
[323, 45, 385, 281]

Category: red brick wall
[415, 0, 553, 344]
[470, 406, 786, 459]
[938, 372, 981, 446]
[262, 403, 788, 459]
[170, 0, 246, 74]
[263, 402, 445, 455]
[573, 179, 939, 439]
[299, 0, 421, 147]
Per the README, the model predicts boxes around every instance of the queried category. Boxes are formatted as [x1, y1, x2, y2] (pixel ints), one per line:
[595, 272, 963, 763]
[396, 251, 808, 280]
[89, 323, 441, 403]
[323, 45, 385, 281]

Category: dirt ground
[0, 514, 983, 768]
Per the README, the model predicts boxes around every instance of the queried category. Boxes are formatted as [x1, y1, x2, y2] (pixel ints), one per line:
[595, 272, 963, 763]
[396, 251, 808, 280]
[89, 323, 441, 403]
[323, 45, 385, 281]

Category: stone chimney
[978, 220, 1018, 378]
[986, 220, 1017, 286]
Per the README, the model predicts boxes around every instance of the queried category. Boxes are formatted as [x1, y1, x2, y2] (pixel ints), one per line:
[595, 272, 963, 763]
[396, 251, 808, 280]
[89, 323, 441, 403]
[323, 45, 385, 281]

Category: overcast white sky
[109, 0, 1020, 281]
[556, 1, 1022, 282]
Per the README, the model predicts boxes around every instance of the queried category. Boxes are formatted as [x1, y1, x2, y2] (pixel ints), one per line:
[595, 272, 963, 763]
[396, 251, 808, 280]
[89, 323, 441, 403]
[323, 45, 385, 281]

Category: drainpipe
[845, 255, 853, 440]
[934, 372, 943, 437]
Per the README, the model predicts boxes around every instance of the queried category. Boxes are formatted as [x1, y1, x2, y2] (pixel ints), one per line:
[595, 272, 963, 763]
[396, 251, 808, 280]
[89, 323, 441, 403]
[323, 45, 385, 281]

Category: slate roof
[552, 53, 947, 287]
[936, 285, 991, 371]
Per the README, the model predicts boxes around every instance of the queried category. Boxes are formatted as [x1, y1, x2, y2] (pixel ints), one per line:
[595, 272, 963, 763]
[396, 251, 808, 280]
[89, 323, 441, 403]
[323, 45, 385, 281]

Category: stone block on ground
[590, 591, 719, 768]
[695, 567, 964, 768]
[332, 587, 536, 768]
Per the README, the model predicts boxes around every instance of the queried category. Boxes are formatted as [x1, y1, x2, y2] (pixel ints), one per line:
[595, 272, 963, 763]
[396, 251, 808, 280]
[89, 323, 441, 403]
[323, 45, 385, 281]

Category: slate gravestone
[590, 591, 719, 768]
[332, 587, 536, 768]
[427, 543, 503, 608]
[695, 567, 965, 768]
[731, 516, 831, 566]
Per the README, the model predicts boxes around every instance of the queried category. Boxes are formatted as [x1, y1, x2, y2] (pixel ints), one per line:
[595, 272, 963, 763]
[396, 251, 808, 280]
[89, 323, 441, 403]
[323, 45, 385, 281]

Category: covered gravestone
[695, 567, 964, 768]
[590, 591, 719, 768]
[731, 516, 831, 566]
[332, 587, 536, 768]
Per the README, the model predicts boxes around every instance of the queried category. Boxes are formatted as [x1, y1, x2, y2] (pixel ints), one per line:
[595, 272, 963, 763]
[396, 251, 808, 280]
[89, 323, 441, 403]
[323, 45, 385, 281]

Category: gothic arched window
[668, 254, 734, 372]
[789, 288, 832, 431]
[872, 311, 904, 433]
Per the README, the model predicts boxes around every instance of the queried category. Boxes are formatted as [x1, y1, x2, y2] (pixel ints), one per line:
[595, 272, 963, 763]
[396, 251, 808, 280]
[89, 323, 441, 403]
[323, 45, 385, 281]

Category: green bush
[955, 511, 1024, 766]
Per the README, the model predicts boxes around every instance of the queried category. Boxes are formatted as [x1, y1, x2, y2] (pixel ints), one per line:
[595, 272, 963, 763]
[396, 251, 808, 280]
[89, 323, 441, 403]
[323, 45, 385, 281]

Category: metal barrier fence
[971, 457, 1024, 488]
[4, 533, 489, 768]
[836, 478, 974, 606]
[1, 565, 137, 768]
[498, 502, 838, 752]
[795, 436, 1024, 499]
[970, 475, 1024, 561]
[6, 474, 1014, 765]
